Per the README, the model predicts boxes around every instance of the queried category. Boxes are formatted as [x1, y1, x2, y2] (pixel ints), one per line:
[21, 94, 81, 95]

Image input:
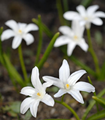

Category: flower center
[73, 35, 78, 40]
[18, 29, 22, 34]
[37, 92, 41, 96]
[84, 17, 89, 21]
[65, 84, 70, 90]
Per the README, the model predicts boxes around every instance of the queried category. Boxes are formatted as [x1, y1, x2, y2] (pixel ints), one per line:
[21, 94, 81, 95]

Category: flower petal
[87, 5, 99, 15]
[67, 42, 76, 56]
[73, 82, 95, 92]
[43, 76, 64, 88]
[63, 11, 80, 20]
[54, 35, 70, 47]
[20, 97, 34, 114]
[1, 29, 14, 41]
[20, 86, 35, 96]
[68, 70, 86, 86]
[68, 89, 84, 104]
[59, 26, 73, 37]
[94, 11, 105, 18]
[12, 36, 22, 49]
[30, 100, 39, 118]
[5, 20, 18, 31]
[18, 23, 27, 31]
[59, 59, 70, 83]
[23, 33, 34, 45]
[24, 23, 39, 33]
[41, 94, 54, 106]
[54, 89, 67, 98]
[31, 66, 43, 90]
[76, 5, 86, 17]
[77, 38, 88, 52]
[92, 17, 103, 25]
[43, 82, 53, 90]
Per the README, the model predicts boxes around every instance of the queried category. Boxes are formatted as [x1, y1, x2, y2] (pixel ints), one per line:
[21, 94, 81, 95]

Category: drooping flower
[64, 5, 105, 29]
[20, 66, 54, 118]
[54, 20, 88, 56]
[43, 59, 95, 104]
[1, 20, 38, 49]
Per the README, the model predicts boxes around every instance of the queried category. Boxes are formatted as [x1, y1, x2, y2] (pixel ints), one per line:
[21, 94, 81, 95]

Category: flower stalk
[18, 45, 28, 83]
[55, 100, 80, 120]
[86, 28, 100, 75]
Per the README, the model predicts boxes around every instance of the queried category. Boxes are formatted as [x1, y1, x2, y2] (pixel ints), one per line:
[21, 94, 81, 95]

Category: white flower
[54, 20, 88, 56]
[1, 20, 38, 49]
[20, 66, 54, 118]
[43, 59, 95, 104]
[64, 5, 105, 29]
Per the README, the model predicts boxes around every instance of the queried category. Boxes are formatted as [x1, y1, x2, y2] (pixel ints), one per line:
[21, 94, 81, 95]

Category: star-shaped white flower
[54, 20, 88, 56]
[20, 66, 54, 118]
[64, 5, 105, 29]
[1, 20, 39, 49]
[43, 59, 95, 104]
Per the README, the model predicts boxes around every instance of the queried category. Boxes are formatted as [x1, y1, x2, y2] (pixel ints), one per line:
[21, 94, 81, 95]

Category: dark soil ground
[0, 0, 105, 120]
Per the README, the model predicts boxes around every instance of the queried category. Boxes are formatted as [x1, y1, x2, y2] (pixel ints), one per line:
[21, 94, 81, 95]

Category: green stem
[35, 15, 43, 65]
[63, 0, 69, 12]
[55, 100, 80, 120]
[82, 88, 105, 120]
[56, 0, 64, 25]
[86, 28, 100, 75]
[88, 76, 99, 112]
[37, 32, 59, 70]
[18, 45, 28, 83]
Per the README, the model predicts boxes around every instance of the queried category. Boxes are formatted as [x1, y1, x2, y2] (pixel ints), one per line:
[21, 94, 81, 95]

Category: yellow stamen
[18, 29, 22, 33]
[65, 84, 70, 88]
[74, 35, 78, 40]
[37, 92, 41, 96]
[84, 17, 88, 20]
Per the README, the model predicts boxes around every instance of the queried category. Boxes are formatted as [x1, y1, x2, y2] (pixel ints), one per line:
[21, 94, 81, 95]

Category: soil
[0, 0, 105, 120]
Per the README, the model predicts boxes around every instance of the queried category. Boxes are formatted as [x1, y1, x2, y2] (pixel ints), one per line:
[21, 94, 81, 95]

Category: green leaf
[32, 18, 53, 38]
[81, 0, 93, 7]
[24, 110, 32, 120]
[87, 109, 105, 120]
[10, 101, 21, 113]
[100, 60, 105, 80]
[3, 53, 24, 86]
[92, 96, 105, 108]
[94, 31, 103, 45]
[44, 119, 70, 120]
[37, 32, 59, 70]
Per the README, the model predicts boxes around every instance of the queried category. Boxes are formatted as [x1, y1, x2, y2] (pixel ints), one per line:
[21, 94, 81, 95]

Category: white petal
[54, 89, 67, 98]
[20, 86, 35, 96]
[63, 11, 80, 20]
[31, 66, 43, 90]
[54, 36, 70, 47]
[59, 59, 70, 83]
[5, 20, 18, 31]
[68, 89, 84, 104]
[76, 5, 86, 16]
[77, 38, 88, 52]
[71, 20, 85, 37]
[43, 76, 64, 88]
[12, 36, 22, 49]
[1, 29, 14, 41]
[80, 20, 86, 26]
[59, 26, 73, 37]
[18, 23, 27, 31]
[24, 23, 39, 33]
[67, 42, 76, 56]
[94, 11, 105, 18]
[30, 100, 39, 118]
[20, 97, 34, 114]
[91, 18, 103, 25]
[43, 82, 53, 90]
[41, 94, 54, 106]
[23, 33, 34, 45]
[87, 5, 99, 15]
[73, 82, 95, 92]
[68, 70, 86, 86]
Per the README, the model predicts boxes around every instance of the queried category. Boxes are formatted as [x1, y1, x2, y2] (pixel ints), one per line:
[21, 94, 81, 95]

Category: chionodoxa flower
[20, 66, 54, 118]
[1, 20, 38, 49]
[54, 20, 88, 56]
[43, 59, 95, 104]
[64, 5, 105, 29]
